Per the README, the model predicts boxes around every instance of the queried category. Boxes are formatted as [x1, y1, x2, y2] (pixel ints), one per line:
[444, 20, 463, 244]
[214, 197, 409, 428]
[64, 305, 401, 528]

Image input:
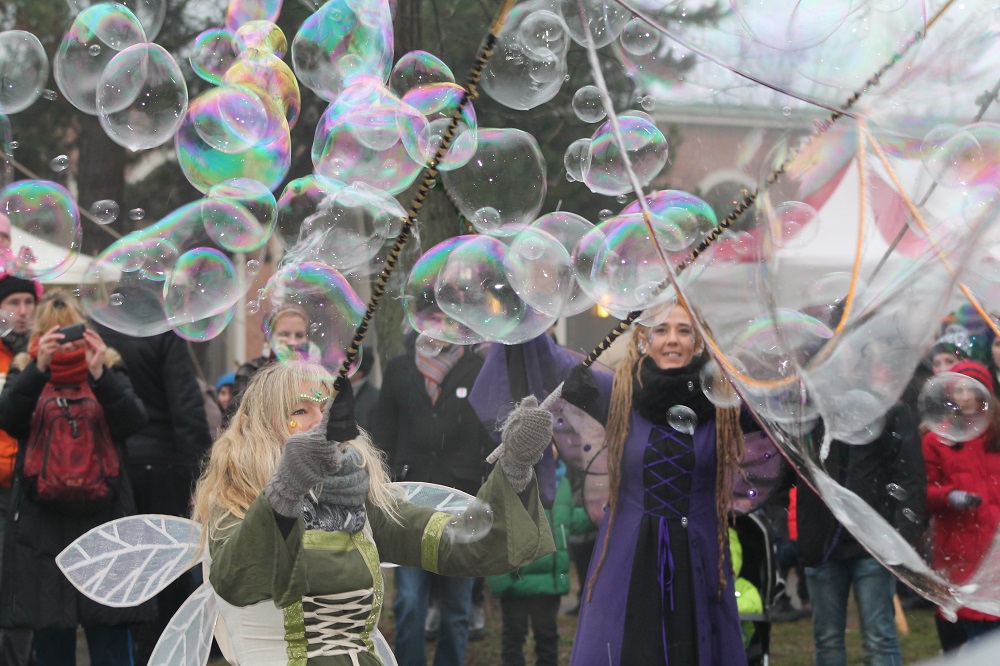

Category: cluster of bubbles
[3, 0, 1000, 637]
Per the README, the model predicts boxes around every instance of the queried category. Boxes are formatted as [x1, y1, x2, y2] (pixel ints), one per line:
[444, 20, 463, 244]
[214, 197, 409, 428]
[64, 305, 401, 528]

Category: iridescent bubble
[557, 0, 631, 48]
[260, 261, 366, 371]
[89, 44, 102, 57]
[0, 180, 81, 280]
[129, 208, 145, 221]
[518, 10, 569, 57]
[80, 255, 172, 336]
[441, 128, 547, 230]
[564, 138, 592, 181]
[49, 155, 70, 172]
[224, 48, 300, 129]
[619, 18, 659, 56]
[585, 113, 668, 196]
[505, 227, 575, 317]
[164, 247, 240, 328]
[481, 36, 566, 111]
[764, 201, 820, 250]
[597, 209, 613, 222]
[286, 182, 405, 272]
[203, 178, 276, 252]
[41, 90, 57, 101]
[54, 4, 147, 115]
[399, 83, 478, 171]
[732, 0, 850, 51]
[415, 333, 446, 358]
[97, 43, 188, 151]
[173, 304, 236, 342]
[189, 28, 239, 85]
[388, 51, 455, 97]
[67, 0, 166, 42]
[919, 372, 992, 443]
[471, 207, 502, 235]
[225, 0, 281, 32]
[110, 292, 124, 306]
[291, 0, 394, 102]
[329, 78, 414, 151]
[572, 85, 606, 123]
[529, 211, 595, 316]
[0, 31, 49, 114]
[140, 237, 179, 281]
[619, 190, 719, 253]
[233, 20, 287, 57]
[700, 359, 741, 408]
[89, 199, 119, 224]
[403, 236, 485, 346]
[667, 404, 697, 434]
[922, 123, 1000, 190]
[191, 85, 269, 155]
[246, 258, 261, 274]
[275, 174, 346, 249]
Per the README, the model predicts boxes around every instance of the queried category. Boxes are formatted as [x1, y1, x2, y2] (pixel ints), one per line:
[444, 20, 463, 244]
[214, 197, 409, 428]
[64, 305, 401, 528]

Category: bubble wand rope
[336, 0, 518, 380]
[579, 0, 958, 369]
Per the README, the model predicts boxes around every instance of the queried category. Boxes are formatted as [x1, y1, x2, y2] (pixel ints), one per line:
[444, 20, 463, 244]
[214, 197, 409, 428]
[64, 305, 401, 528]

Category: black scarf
[632, 355, 716, 427]
[1, 331, 28, 355]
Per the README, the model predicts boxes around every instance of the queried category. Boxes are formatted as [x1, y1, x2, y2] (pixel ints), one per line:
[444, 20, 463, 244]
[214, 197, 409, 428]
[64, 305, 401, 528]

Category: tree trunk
[76, 114, 127, 254]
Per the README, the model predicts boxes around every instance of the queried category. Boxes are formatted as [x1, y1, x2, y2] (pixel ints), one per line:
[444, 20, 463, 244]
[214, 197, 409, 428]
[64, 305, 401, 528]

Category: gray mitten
[948, 489, 982, 511]
[499, 395, 553, 493]
[265, 408, 343, 517]
[303, 445, 371, 533]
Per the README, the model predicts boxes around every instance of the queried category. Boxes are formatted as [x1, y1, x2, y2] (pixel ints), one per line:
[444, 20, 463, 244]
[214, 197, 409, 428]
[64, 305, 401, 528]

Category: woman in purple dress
[471, 304, 749, 665]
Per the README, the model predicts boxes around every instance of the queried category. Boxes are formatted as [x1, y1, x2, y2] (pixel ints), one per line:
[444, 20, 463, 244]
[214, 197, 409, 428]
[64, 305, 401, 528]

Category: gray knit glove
[498, 395, 553, 493]
[265, 408, 343, 518]
[948, 489, 983, 511]
[304, 445, 371, 533]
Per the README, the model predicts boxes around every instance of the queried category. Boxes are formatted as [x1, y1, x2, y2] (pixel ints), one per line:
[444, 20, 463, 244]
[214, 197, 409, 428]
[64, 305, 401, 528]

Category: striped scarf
[415, 344, 465, 406]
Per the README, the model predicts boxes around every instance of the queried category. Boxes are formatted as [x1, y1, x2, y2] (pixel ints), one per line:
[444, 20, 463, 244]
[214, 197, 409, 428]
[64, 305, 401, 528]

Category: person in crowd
[488, 455, 594, 665]
[729, 527, 764, 648]
[91, 320, 214, 662]
[225, 304, 321, 424]
[198, 376, 223, 437]
[351, 349, 379, 433]
[191, 360, 555, 665]
[929, 325, 974, 374]
[923, 360, 1000, 646]
[215, 372, 236, 413]
[0, 290, 151, 665]
[795, 405, 926, 666]
[0, 275, 40, 664]
[372, 334, 495, 666]
[471, 301, 752, 665]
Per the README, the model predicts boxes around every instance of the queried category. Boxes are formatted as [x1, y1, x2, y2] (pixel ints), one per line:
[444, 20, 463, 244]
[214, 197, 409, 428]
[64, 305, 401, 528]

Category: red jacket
[0, 344, 15, 487]
[923, 430, 1000, 621]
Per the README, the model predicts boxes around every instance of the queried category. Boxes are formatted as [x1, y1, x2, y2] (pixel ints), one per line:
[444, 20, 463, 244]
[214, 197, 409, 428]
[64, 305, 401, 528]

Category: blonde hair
[32, 289, 85, 334]
[192, 361, 399, 539]
[587, 319, 744, 600]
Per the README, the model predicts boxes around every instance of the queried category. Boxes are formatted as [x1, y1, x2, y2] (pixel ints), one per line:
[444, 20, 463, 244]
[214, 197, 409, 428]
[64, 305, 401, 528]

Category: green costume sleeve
[370, 466, 555, 576]
[208, 494, 308, 608]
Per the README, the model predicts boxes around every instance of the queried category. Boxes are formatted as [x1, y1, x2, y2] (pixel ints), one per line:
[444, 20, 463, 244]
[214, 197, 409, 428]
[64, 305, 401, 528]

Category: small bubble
[42, 89, 58, 101]
[109, 293, 124, 306]
[640, 96, 655, 111]
[886, 483, 908, 501]
[782, 106, 792, 116]
[247, 300, 260, 314]
[89, 44, 102, 56]
[616, 194, 629, 204]
[246, 259, 261, 274]
[89, 199, 119, 224]
[565, 172, 576, 182]
[49, 155, 69, 172]
[128, 208, 145, 221]
[598, 208, 613, 221]
[903, 508, 918, 523]
[8, 141, 18, 150]
[309, 322, 320, 334]
[256, 288, 266, 299]
[71, 288, 81, 297]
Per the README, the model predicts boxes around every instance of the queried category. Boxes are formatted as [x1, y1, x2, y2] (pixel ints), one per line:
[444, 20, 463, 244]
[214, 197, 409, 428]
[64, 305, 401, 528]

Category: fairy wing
[148, 579, 218, 666]
[56, 514, 203, 607]
[393, 481, 477, 514]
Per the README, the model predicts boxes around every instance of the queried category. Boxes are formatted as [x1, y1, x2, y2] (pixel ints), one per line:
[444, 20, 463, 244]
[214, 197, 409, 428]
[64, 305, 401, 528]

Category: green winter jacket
[488, 475, 594, 597]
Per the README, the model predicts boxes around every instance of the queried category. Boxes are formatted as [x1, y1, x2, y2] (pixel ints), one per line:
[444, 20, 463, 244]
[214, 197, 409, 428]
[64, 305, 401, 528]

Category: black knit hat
[0, 276, 40, 306]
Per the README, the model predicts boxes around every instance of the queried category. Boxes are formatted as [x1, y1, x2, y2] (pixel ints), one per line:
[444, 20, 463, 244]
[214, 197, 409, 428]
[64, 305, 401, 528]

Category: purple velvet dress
[470, 335, 747, 666]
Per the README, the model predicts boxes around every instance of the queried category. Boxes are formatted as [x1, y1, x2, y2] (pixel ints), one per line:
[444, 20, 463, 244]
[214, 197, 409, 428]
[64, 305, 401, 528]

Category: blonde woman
[471, 303, 749, 666]
[192, 360, 555, 665]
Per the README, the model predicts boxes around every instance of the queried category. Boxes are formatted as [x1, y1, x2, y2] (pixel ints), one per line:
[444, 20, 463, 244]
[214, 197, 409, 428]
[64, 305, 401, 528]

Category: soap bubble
[919, 372, 992, 443]
[403, 236, 485, 346]
[97, 43, 188, 151]
[234, 20, 287, 57]
[584, 113, 668, 196]
[67, 0, 166, 42]
[203, 178, 276, 252]
[54, 4, 147, 115]
[49, 155, 70, 172]
[163, 247, 240, 327]
[190, 85, 269, 155]
[399, 82, 478, 171]
[89, 199, 119, 224]
[667, 404, 698, 434]
[505, 226, 575, 317]
[619, 18, 659, 57]
[557, 0, 630, 49]
[388, 51, 455, 97]
[190, 28, 240, 85]
[0, 31, 49, 114]
[700, 359, 741, 408]
[572, 85, 606, 123]
[0, 180, 81, 280]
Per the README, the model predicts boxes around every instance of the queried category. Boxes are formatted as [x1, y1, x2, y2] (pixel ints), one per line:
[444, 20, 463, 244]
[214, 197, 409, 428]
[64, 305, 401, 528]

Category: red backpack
[23, 382, 119, 508]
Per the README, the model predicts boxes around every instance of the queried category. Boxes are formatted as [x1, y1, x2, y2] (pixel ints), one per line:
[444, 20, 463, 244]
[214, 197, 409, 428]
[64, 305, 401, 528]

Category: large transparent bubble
[0, 31, 49, 114]
[403, 236, 485, 346]
[919, 372, 992, 444]
[67, 0, 166, 42]
[0, 180, 81, 280]
[163, 248, 240, 330]
[584, 112, 669, 196]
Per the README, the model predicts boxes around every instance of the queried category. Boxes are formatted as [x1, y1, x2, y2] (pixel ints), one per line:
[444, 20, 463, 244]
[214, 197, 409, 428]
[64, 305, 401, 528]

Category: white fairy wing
[148, 580, 218, 666]
[56, 514, 203, 607]
[373, 629, 397, 665]
[392, 482, 476, 515]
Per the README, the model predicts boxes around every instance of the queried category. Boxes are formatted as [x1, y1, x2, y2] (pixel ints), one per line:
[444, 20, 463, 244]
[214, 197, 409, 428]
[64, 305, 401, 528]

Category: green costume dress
[208, 468, 555, 665]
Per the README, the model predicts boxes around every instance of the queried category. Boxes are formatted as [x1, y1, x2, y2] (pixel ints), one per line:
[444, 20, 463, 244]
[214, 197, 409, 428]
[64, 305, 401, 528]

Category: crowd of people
[0, 260, 998, 664]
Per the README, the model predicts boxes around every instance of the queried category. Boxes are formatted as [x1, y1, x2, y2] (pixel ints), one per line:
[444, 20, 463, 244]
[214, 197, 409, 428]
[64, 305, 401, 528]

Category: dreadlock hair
[586, 318, 744, 601]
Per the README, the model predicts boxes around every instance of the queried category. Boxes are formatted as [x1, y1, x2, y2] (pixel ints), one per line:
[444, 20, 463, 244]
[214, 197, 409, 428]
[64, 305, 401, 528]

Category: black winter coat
[93, 324, 212, 469]
[0, 357, 154, 629]
[796, 403, 927, 567]
[372, 351, 493, 496]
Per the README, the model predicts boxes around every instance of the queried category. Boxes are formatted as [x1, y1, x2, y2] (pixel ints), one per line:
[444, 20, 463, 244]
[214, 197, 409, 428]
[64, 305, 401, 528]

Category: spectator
[488, 456, 594, 666]
[729, 527, 764, 648]
[351, 349, 379, 433]
[0, 275, 39, 664]
[796, 404, 926, 666]
[373, 335, 494, 666]
[91, 321, 213, 662]
[198, 377, 223, 437]
[215, 372, 235, 413]
[0, 290, 152, 665]
[929, 325, 973, 374]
